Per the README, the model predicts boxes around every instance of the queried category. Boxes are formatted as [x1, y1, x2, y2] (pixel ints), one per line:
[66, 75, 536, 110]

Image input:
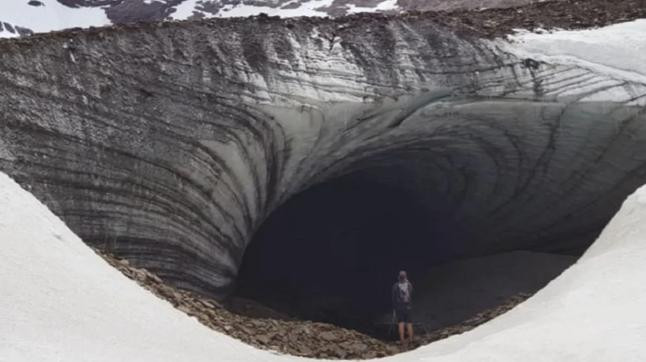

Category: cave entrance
[232, 166, 579, 339]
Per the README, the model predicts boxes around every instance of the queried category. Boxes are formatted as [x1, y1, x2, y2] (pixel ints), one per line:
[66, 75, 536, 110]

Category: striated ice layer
[1, 160, 645, 361]
[1, 17, 646, 297]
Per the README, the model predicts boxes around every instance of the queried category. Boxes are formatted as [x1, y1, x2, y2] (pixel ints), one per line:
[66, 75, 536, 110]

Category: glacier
[2, 95, 646, 361]
[1, 13, 646, 298]
[0, 11, 646, 362]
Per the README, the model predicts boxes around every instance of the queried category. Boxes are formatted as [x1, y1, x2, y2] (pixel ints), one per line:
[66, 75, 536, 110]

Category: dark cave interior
[233, 165, 584, 338]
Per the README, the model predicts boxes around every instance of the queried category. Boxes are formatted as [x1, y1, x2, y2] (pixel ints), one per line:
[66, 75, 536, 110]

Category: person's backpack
[397, 282, 411, 304]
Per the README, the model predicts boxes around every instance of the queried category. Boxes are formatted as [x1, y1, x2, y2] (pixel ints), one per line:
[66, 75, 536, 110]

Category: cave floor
[98, 251, 550, 359]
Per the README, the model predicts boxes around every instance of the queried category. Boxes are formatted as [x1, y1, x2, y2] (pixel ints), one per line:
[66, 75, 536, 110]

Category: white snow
[0, 22, 20, 38]
[0, 0, 110, 35]
[172, 0, 336, 20]
[499, 19, 646, 86]
[216, 0, 333, 18]
[347, 0, 399, 15]
[171, 0, 340, 20]
[170, 0, 202, 20]
[385, 184, 646, 361]
[0, 30, 19, 38]
[0, 172, 275, 362]
[2, 164, 646, 361]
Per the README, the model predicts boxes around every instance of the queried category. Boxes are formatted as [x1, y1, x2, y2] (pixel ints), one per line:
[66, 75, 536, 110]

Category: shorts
[395, 306, 412, 324]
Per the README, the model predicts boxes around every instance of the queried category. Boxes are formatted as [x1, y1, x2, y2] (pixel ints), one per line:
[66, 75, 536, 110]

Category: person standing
[392, 270, 414, 346]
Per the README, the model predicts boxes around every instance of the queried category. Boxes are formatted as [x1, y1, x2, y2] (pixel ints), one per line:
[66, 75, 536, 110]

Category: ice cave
[1, 1, 646, 361]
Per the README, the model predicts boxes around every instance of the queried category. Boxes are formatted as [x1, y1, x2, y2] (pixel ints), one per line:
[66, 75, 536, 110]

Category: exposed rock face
[0, 0, 551, 30]
[3, 0, 638, 38]
[1, 13, 645, 297]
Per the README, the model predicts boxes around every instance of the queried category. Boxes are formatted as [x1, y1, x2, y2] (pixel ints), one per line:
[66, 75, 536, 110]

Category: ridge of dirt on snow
[1, 0, 645, 47]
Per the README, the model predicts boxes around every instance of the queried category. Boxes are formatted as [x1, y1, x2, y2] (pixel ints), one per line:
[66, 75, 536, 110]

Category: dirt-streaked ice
[1, 17, 646, 362]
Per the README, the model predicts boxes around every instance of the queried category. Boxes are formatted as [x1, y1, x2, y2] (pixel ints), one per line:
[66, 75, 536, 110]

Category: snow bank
[499, 19, 646, 87]
[386, 183, 646, 361]
[0, 172, 275, 362]
[2, 170, 646, 361]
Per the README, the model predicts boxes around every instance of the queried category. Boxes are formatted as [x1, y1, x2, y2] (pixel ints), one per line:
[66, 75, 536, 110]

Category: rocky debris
[324, 0, 646, 40]
[438, 0, 646, 39]
[396, 0, 559, 12]
[98, 251, 399, 359]
[4, 0, 646, 42]
[223, 297, 295, 321]
[98, 251, 532, 359]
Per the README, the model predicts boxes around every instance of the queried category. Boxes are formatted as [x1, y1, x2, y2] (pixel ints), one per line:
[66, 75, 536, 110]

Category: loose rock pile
[443, 0, 646, 39]
[99, 252, 399, 359]
[99, 252, 532, 359]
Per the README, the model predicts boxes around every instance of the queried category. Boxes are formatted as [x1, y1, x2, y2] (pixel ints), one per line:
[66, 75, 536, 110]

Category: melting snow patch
[170, 0, 202, 20]
[347, 0, 399, 14]
[0, 172, 279, 361]
[0, 0, 109, 37]
[216, 0, 333, 18]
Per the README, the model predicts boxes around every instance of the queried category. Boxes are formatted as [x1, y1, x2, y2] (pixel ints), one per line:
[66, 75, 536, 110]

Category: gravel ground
[99, 252, 533, 359]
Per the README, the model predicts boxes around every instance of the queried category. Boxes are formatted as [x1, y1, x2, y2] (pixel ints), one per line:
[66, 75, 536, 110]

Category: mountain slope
[0, 0, 560, 37]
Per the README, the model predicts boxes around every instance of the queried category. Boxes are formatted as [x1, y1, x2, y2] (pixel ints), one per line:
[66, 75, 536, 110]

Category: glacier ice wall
[1, 15, 645, 296]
